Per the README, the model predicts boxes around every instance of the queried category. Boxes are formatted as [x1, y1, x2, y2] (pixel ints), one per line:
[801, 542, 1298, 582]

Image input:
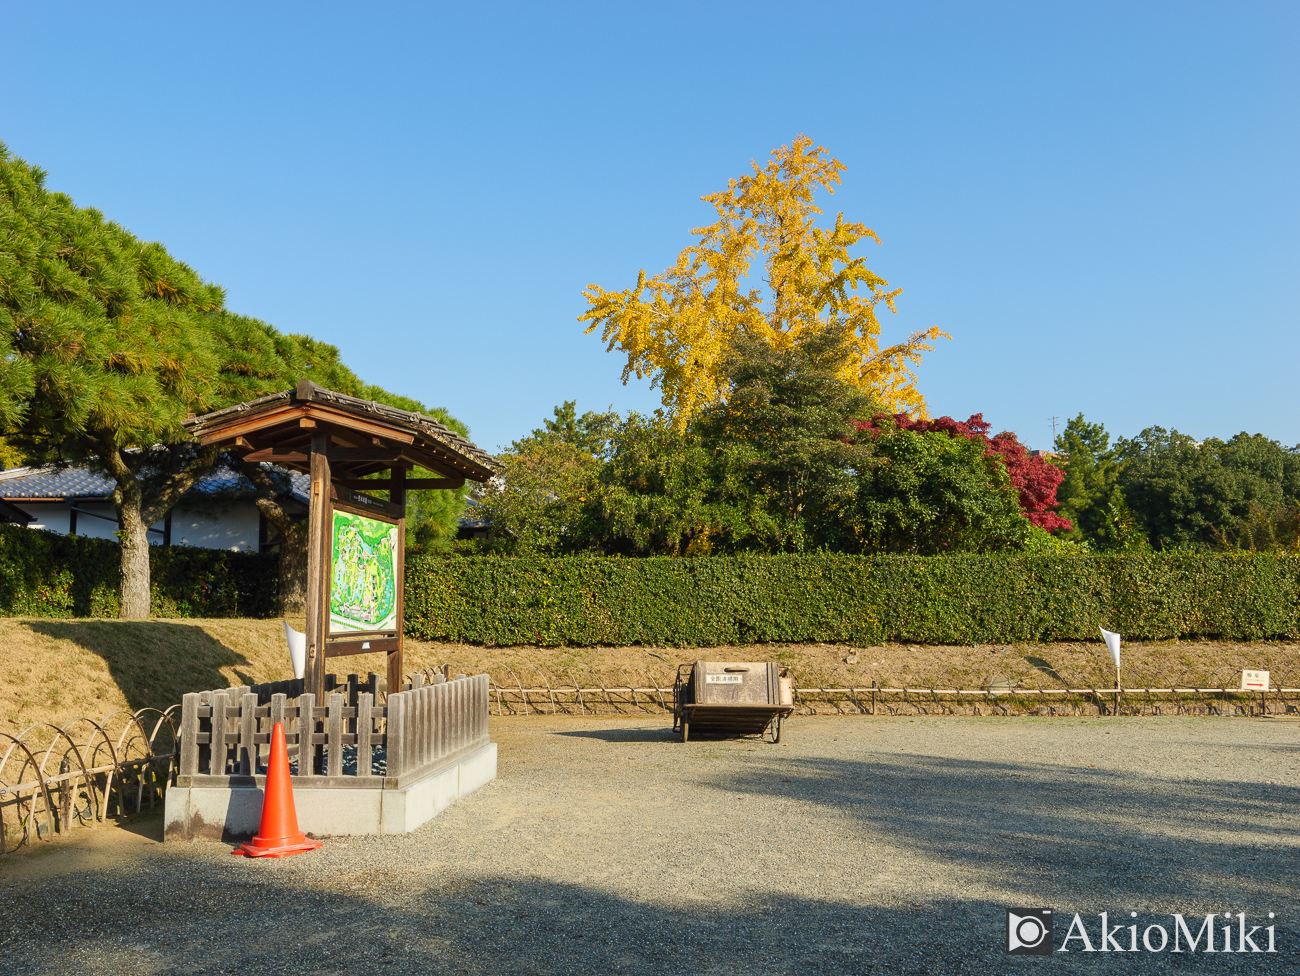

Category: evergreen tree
[1116, 427, 1300, 549]
[2, 142, 232, 616]
[853, 418, 1027, 554]
[693, 326, 878, 551]
[1052, 414, 1141, 549]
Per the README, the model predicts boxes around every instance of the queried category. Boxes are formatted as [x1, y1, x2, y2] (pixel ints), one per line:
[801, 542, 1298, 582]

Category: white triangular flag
[284, 619, 307, 680]
[1099, 627, 1121, 669]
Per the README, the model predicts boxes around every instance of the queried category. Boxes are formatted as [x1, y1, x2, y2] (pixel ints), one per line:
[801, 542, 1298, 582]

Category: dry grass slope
[1, 616, 1297, 731]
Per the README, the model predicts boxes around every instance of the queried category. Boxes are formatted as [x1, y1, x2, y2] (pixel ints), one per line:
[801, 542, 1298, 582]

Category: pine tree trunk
[242, 463, 310, 616]
[278, 524, 308, 615]
[118, 502, 152, 619]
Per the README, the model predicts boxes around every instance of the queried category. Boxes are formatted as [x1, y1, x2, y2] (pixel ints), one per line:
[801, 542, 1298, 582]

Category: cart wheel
[681, 720, 689, 743]
[771, 715, 782, 744]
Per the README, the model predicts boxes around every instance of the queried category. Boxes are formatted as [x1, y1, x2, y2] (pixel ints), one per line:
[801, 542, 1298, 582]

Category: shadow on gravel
[709, 754, 1299, 912]
[554, 726, 678, 743]
[3, 863, 1292, 975]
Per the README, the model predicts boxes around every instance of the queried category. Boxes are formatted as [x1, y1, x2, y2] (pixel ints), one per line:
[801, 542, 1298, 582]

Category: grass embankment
[1, 616, 1297, 731]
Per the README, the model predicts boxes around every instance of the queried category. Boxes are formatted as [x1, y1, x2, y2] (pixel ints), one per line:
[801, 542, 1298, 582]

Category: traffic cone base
[232, 720, 322, 859]
[234, 834, 322, 858]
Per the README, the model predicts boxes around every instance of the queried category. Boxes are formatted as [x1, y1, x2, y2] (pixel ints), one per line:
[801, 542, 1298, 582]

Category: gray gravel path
[3, 715, 1298, 974]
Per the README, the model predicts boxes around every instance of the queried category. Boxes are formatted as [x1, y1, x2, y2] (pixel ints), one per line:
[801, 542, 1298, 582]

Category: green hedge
[404, 552, 1300, 646]
[0, 523, 279, 618]
[6, 523, 1296, 642]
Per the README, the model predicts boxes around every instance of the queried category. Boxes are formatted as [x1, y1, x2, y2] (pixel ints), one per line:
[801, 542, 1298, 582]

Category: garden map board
[330, 509, 399, 636]
[183, 380, 500, 700]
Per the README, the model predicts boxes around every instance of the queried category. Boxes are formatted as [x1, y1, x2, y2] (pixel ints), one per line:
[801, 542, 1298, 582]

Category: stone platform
[165, 742, 497, 841]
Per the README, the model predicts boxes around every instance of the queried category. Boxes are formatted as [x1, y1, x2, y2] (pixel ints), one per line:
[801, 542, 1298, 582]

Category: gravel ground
[2, 714, 1298, 974]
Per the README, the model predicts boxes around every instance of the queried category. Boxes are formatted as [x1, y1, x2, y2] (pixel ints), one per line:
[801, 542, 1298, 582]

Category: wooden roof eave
[186, 385, 499, 483]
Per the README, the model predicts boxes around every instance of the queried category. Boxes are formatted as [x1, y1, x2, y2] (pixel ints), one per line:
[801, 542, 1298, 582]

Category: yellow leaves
[581, 135, 948, 426]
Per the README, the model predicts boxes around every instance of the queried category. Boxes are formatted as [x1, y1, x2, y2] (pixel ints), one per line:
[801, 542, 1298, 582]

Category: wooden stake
[388, 465, 407, 698]
[304, 432, 331, 701]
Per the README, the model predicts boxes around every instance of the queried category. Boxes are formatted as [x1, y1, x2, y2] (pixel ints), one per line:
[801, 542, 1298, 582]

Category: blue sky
[2, 2, 1296, 452]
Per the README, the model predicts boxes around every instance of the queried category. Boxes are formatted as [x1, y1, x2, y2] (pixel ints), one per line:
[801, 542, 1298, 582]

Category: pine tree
[0, 142, 471, 615]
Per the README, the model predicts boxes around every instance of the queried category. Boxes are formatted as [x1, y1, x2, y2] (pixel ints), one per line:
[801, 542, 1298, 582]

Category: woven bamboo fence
[0, 707, 179, 855]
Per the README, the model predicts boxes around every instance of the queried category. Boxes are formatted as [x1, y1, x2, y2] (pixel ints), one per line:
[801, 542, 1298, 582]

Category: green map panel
[330, 510, 398, 634]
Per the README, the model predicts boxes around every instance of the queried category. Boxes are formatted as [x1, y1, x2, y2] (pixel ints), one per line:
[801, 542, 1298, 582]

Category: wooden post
[239, 692, 257, 775]
[356, 691, 373, 776]
[59, 758, 71, 833]
[179, 694, 200, 778]
[297, 693, 316, 777]
[388, 464, 407, 697]
[269, 693, 286, 742]
[387, 691, 405, 780]
[327, 693, 344, 777]
[304, 431, 331, 701]
[209, 692, 229, 775]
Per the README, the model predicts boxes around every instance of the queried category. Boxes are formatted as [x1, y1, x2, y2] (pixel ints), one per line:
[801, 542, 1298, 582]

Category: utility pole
[1049, 415, 1060, 445]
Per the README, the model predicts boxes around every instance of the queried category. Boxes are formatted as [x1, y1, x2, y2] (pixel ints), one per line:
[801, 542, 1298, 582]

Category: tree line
[476, 345, 1300, 558]
[476, 327, 1076, 556]
[1054, 416, 1300, 553]
[6, 127, 1294, 623]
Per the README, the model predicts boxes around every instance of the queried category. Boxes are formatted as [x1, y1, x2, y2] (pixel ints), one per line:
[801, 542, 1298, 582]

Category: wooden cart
[672, 661, 794, 743]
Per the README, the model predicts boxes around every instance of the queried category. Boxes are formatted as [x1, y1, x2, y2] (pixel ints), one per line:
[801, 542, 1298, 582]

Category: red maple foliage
[854, 413, 1072, 533]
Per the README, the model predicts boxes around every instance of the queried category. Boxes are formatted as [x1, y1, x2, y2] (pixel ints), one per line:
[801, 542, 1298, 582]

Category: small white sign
[706, 674, 743, 684]
[1241, 669, 1270, 692]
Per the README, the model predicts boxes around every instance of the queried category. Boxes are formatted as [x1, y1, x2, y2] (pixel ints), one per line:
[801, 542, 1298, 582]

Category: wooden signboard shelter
[186, 380, 499, 699]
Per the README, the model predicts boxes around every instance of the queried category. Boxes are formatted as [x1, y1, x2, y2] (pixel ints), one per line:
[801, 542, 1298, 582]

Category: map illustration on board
[330, 510, 398, 634]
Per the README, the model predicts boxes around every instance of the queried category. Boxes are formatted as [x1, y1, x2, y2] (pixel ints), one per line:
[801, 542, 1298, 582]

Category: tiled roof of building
[0, 464, 310, 503]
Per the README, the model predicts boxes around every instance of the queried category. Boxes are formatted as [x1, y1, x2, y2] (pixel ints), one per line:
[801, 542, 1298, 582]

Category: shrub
[0, 524, 278, 618]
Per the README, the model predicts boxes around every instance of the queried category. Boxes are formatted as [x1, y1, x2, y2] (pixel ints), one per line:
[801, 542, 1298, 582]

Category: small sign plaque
[1241, 669, 1270, 692]
[706, 674, 743, 684]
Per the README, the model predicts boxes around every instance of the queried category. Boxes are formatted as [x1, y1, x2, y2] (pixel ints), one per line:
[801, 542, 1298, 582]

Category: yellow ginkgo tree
[580, 135, 949, 427]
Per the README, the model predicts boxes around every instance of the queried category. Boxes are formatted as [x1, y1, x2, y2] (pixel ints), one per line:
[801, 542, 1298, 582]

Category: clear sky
[2, 2, 1296, 452]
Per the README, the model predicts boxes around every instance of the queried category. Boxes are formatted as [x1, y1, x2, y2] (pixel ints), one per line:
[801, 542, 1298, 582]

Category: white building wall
[73, 501, 135, 542]
[12, 499, 258, 551]
[171, 500, 260, 552]
[13, 502, 71, 535]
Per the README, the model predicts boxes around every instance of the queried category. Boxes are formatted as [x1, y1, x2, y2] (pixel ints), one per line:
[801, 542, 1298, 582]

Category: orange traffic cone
[232, 721, 323, 858]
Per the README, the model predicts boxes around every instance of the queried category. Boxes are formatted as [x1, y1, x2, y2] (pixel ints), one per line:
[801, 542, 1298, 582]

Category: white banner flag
[1099, 627, 1121, 669]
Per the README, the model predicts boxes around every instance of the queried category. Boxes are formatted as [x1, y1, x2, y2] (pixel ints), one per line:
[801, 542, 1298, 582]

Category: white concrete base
[165, 742, 497, 841]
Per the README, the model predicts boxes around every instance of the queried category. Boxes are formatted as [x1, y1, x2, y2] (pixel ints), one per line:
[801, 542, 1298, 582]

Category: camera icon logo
[1007, 909, 1053, 954]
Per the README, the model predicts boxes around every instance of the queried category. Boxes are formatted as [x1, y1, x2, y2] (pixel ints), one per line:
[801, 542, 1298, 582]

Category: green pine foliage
[0, 141, 227, 458]
[0, 140, 473, 601]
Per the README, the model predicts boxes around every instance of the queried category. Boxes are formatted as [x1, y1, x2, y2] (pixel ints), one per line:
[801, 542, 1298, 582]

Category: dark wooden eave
[183, 380, 500, 485]
[0, 498, 34, 524]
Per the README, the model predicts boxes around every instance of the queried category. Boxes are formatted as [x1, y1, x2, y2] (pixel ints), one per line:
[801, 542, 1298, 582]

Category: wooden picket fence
[175, 671, 490, 789]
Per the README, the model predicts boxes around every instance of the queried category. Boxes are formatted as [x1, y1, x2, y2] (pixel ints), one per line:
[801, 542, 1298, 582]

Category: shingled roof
[184, 380, 500, 483]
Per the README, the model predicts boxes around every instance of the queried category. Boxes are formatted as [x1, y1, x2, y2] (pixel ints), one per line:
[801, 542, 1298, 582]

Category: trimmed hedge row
[0, 524, 278, 618]
[404, 552, 1300, 646]
[4, 523, 1296, 643]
